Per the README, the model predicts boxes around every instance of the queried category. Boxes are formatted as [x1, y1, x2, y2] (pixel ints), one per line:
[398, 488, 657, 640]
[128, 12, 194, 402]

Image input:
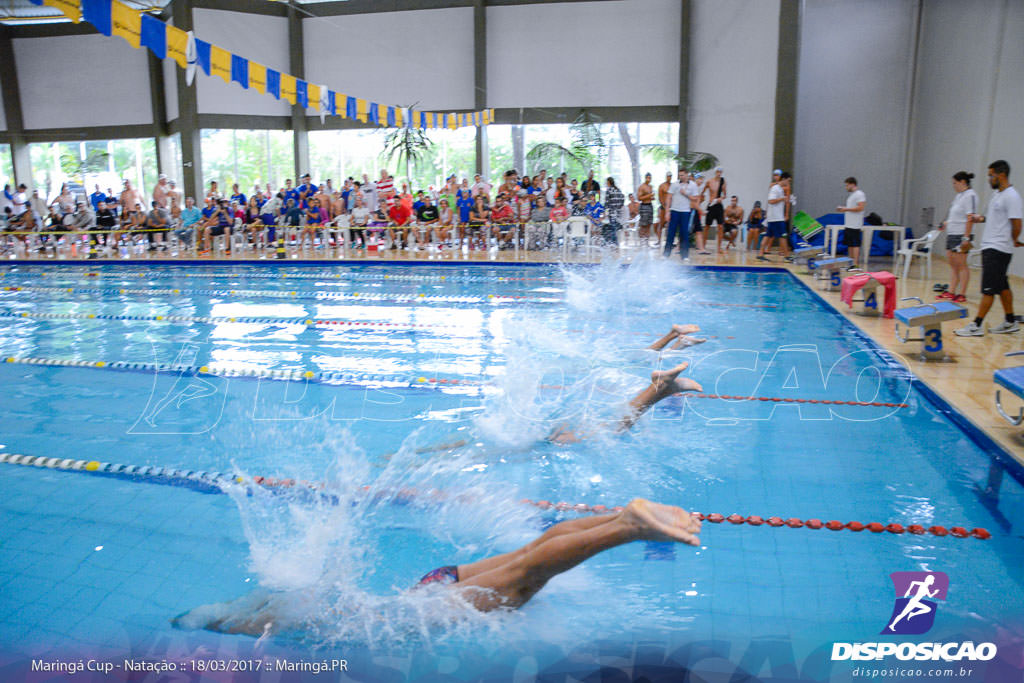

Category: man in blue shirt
[230, 183, 246, 206]
[176, 197, 201, 248]
[283, 179, 300, 209]
[456, 192, 474, 225]
[90, 185, 106, 211]
[297, 173, 314, 209]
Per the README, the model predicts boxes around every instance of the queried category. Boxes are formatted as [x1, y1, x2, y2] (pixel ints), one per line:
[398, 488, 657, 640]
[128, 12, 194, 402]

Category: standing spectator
[10, 183, 28, 215]
[702, 167, 727, 252]
[456, 182, 474, 226]
[657, 172, 673, 245]
[167, 180, 182, 208]
[938, 171, 979, 303]
[297, 174, 314, 208]
[581, 170, 600, 198]
[603, 178, 625, 245]
[90, 185, 106, 211]
[836, 176, 866, 269]
[758, 171, 791, 262]
[121, 180, 140, 216]
[361, 173, 377, 211]
[637, 173, 655, 240]
[472, 174, 491, 199]
[283, 179, 300, 208]
[55, 184, 75, 215]
[153, 174, 170, 209]
[955, 160, 1023, 337]
[376, 171, 395, 202]
[30, 189, 47, 218]
[207, 180, 222, 201]
[664, 169, 696, 260]
[230, 183, 247, 206]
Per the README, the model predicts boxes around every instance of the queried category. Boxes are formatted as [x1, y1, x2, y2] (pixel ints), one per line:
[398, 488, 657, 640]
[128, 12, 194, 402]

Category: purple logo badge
[882, 572, 949, 635]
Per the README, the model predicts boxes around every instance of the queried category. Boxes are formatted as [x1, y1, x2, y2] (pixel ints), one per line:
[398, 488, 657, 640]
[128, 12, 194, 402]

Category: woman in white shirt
[940, 171, 978, 303]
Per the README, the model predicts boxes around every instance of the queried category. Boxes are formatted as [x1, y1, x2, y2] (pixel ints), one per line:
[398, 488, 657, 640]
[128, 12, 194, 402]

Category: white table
[826, 224, 905, 271]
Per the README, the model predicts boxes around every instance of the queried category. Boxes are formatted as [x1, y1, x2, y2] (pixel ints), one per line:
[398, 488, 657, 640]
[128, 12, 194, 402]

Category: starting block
[852, 277, 883, 317]
[894, 297, 967, 361]
[793, 245, 825, 272]
[994, 352, 1024, 425]
[808, 257, 854, 291]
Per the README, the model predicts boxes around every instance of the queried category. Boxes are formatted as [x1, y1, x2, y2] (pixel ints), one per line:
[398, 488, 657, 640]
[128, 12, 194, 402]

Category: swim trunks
[416, 565, 459, 586]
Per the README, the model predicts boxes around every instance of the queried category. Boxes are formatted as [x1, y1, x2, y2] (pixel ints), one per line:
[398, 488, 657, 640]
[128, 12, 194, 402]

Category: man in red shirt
[387, 197, 411, 249]
[491, 193, 516, 248]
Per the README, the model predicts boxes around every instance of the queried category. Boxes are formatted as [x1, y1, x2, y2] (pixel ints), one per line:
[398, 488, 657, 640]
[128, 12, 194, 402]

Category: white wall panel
[793, 0, 916, 223]
[304, 9, 474, 112]
[904, 0, 1002, 234]
[163, 47, 179, 122]
[688, 0, 779, 214]
[14, 34, 152, 129]
[193, 8, 290, 117]
[486, 0, 680, 108]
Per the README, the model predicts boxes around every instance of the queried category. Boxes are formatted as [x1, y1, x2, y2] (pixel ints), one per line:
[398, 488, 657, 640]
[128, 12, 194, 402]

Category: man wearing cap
[702, 167, 728, 253]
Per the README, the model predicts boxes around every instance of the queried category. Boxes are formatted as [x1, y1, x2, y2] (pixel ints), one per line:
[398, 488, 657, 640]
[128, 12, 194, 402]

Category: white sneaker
[990, 320, 1020, 334]
[954, 322, 984, 337]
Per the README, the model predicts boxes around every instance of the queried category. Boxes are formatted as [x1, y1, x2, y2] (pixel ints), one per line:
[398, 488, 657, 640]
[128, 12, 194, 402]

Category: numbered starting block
[851, 277, 883, 317]
[994, 352, 1024, 425]
[793, 246, 825, 272]
[894, 298, 967, 362]
[808, 257, 854, 291]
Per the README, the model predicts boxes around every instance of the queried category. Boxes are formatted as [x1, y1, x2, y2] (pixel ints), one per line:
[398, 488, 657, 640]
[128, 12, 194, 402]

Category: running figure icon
[887, 575, 939, 632]
[882, 571, 948, 635]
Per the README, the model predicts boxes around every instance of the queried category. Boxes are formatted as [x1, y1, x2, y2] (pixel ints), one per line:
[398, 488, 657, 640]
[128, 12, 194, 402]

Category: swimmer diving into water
[172, 498, 702, 636]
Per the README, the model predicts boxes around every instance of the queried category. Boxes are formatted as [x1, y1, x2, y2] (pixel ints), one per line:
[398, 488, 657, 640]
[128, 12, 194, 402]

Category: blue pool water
[0, 258, 1022, 681]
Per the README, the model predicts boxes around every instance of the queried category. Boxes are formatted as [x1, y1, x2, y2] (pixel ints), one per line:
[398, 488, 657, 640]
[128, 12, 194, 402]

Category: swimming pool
[1, 258, 1022, 681]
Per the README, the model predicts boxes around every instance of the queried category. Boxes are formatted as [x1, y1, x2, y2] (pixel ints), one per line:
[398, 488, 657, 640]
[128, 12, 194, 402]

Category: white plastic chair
[898, 229, 941, 280]
[563, 217, 593, 259]
[619, 215, 641, 249]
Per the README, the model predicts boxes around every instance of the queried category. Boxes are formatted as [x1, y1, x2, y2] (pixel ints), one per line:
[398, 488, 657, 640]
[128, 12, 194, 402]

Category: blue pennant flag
[194, 38, 211, 76]
[140, 14, 166, 59]
[82, 0, 112, 35]
[296, 80, 308, 108]
[387, 106, 395, 127]
[230, 55, 249, 89]
[266, 68, 280, 99]
[346, 96, 357, 119]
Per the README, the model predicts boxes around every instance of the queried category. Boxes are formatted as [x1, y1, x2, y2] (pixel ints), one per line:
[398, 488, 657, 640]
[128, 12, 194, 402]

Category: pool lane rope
[0, 452, 989, 540]
[0, 269, 556, 284]
[2, 285, 554, 305]
[0, 354, 909, 408]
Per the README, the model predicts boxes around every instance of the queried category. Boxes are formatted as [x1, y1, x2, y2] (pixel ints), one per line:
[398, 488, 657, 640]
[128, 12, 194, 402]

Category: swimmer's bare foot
[622, 499, 702, 545]
[670, 335, 707, 350]
[651, 362, 688, 386]
[672, 324, 700, 337]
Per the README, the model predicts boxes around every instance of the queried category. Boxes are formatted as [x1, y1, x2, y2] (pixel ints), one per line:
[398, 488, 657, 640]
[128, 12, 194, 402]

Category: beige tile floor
[10, 240, 1024, 466]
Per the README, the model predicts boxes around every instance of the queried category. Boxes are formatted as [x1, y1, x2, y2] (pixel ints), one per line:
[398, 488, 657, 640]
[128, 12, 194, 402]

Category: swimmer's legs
[619, 363, 702, 430]
[456, 499, 701, 611]
[171, 589, 281, 637]
[647, 324, 700, 351]
[457, 513, 616, 582]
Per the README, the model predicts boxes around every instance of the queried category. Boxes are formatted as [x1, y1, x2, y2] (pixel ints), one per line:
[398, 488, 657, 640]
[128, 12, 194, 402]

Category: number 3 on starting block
[923, 328, 943, 353]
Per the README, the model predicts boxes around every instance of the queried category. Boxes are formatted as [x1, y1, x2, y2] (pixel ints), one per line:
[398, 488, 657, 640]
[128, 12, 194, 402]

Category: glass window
[27, 138, 156, 204]
[0, 144, 13, 189]
[200, 129, 295, 196]
[309, 128, 389, 189]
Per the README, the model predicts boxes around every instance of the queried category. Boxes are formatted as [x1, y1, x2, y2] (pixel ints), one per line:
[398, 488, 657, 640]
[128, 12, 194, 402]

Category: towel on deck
[840, 271, 897, 318]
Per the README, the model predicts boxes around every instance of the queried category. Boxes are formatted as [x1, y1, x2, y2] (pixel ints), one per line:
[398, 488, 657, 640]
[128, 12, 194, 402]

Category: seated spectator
[527, 194, 552, 250]
[628, 193, 639, 221]
[145, 200, 169, 251]
[467, 195, 490, 249]
[387, 197, 412, 248]
[721, 195, 743, 252]
[415, 195, 440, 249]
[437, 198, 454, 247]
[550, 196, 570, 224]
[349, 195, 369, 248]
[176, 197, 201, 248]
[490, 194, 516, 248]
[71, 201, 96, 239]
[230, 183, 246, 206]
[584, 192, 605, 235]
[303, 198, 323, 247]
[202, 199, 233, 254]
[95, 201, 117, 243]
[746, 200, 764, 251]
[260, 193, 284, 243]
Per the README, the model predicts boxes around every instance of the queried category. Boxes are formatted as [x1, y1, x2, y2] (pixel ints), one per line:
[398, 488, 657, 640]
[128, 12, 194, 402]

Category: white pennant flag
[185, 30, 197, 86]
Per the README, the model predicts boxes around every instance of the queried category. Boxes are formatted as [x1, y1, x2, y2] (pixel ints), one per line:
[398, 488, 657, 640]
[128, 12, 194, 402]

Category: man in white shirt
[758, 171, 791, 261]
[836, 177, 866, 269]
[956, 160, 1023, 337]
[663, 169, 697, 261]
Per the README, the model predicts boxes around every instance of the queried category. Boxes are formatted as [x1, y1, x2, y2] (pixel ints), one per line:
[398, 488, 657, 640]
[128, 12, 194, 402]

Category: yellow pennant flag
[308, 83, 321, 112]
[210, 45, 231, 84]
[448, 113, 457, 130]
[280, 74, 297, 105]
[356, 98, 368, 123]
[42, 0, 80, 22]
[166, 25, 188, 69]
[111, 1, 142, 49]
[395, 107, 404, 128]
[248, 62, 267, 94]
[337, 93, 348, 119]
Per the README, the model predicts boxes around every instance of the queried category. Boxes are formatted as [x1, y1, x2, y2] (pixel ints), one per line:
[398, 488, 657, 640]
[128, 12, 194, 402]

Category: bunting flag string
[29, 0, 496, 130]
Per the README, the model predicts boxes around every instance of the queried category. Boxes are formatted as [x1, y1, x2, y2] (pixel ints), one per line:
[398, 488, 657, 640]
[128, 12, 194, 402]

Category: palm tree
[525, 110, 607, 175]
[380, 126, 433, 188]
[60, 149, 110, 183]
